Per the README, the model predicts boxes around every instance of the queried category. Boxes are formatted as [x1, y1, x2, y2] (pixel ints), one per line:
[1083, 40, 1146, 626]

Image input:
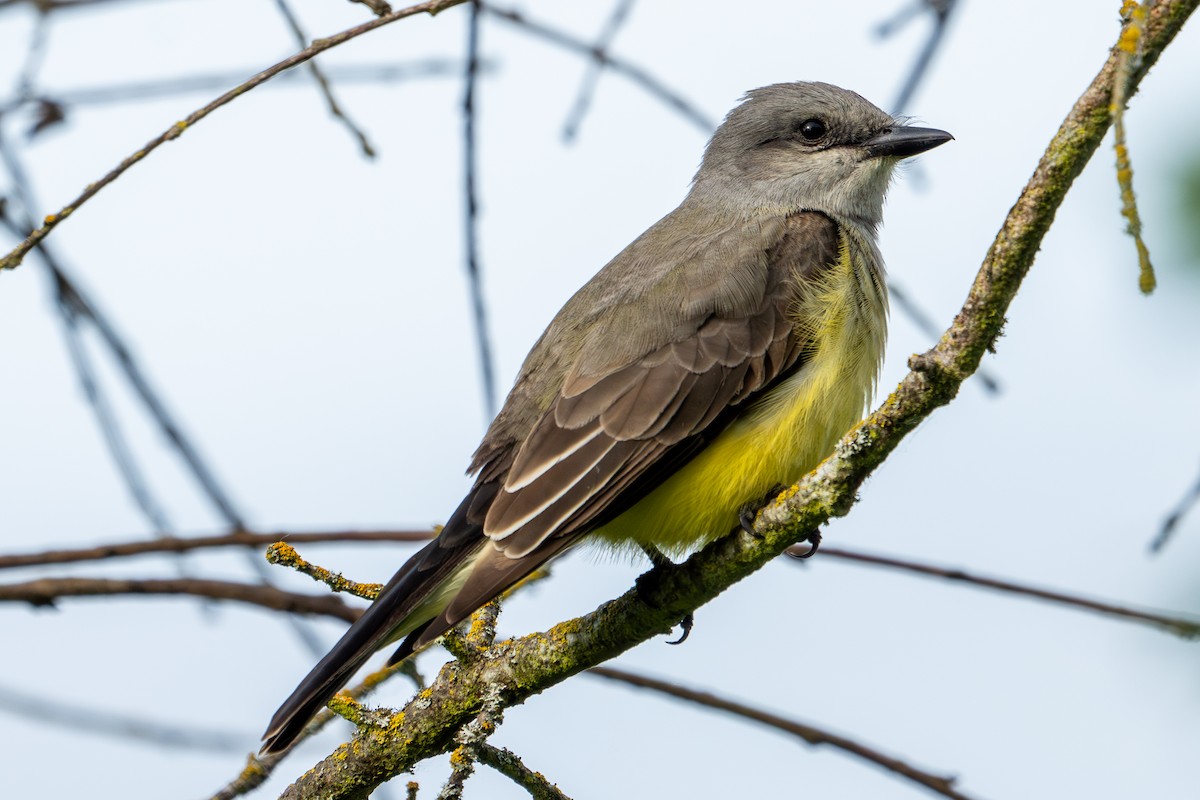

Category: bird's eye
[798, 119, 827, 141]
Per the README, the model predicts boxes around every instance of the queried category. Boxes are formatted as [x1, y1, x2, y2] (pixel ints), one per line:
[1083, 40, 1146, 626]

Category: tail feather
[260, 483, 580, 754]
[260, 536, 482, 754]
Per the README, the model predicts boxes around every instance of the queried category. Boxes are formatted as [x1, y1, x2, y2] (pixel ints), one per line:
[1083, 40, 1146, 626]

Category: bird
[261, 81, 951, 754]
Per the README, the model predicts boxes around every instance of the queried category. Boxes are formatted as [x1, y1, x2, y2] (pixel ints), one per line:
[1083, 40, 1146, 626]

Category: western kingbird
[262, 81, 951, 753]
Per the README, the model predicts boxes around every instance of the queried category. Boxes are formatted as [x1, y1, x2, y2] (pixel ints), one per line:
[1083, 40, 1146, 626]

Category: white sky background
[1, 1, 1198, 798]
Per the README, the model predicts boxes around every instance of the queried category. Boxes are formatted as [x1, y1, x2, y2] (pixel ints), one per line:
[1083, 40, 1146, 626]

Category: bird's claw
[789, 530, 823, 559]
[666, 612, 694, 645]
[738, 483, 787, 536]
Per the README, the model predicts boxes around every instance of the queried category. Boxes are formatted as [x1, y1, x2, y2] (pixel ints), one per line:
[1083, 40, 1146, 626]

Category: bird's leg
[639, 543, 674, 570]
[635, 544, 694, 645]
[738, 483, 787, 536]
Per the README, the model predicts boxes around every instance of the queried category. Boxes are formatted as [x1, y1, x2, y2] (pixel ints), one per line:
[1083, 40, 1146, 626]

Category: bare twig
[270, 0, 376, 158]
[0, 154, 180, 538]
[0, 529, 432, 570]
[0, 0, 471, 273]
[481, 3, 714, 133]
[0, 60, 477, 111]
[561, 0, 637, 141]
[795, 545, 1200, 639]
[1, 82, 335, 657]
[0, 150, 328, 650]
[55, 289, 179, 535]
[14, 3, 49, 101]
[0, 0, 157, 9]
[1151, 460, 1200, 553]
[880, 0, 961, 114]
[0, 682, 249, 753]
[0, 576, 362, 621]
[588, 666, 977, 800]
[476, 744, 572, 800]
[460, 0, 497, 420]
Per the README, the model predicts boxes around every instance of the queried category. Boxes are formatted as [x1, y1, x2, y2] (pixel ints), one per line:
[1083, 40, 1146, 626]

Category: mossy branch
[277, 3, 1199, 797]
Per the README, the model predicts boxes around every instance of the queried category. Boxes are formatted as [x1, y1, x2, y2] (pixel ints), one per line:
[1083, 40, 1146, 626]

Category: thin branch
[277, 5, 1199, 794]
[0, 682, 249, 753]
[481, 3, 714, 133]
[14, 3, 50, 100]
[797, 545, 1200, 639]
[0, 0, 471, 273]
[0, 576, 362, 622]
[476, 744, 572, 800]
[561, 0, 637, 141]
[270, 0, 376, 158]
[0, 0, 175, 9]
[1150, 459, 1200, 553]
[0, 135, 329, 649]
[0, 60, 478, 111]
[588, 666, 976, 800]
[461, 0, 497, 420]
[0, 108, 339, 655]
[0, 529, 432, 570]
[881, 0, 961, 113]
[51, 257, 248, 529]
[55, 292, 179, 535]
[0, 154, 179, 537]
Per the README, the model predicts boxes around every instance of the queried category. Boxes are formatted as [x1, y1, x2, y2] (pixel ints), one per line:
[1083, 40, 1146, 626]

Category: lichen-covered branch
[476, 744, 572, 800]
[267, 542, 384, 601]
[276, 3, 1198, 796]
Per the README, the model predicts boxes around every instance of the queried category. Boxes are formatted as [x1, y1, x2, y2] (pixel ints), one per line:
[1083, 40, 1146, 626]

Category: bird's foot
[633, 545, 694, 645]
[738, 483, 787, 536]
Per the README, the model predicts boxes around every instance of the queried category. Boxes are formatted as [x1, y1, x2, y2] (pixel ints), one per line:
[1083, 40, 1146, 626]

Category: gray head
[690, 82, 951, 231]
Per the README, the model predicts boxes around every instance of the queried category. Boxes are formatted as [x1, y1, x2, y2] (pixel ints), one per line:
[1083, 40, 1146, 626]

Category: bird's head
[691, 82, 952, 231]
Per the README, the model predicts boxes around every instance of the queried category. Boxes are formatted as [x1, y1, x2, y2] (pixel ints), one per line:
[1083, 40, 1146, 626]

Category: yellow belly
[591, 232, 885, 557]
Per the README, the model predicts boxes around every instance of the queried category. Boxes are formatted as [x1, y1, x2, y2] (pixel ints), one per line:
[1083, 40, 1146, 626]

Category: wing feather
[481, 212, 841, 547]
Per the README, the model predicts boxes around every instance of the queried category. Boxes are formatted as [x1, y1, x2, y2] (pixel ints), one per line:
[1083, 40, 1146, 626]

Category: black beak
[864, 126, 953, 159]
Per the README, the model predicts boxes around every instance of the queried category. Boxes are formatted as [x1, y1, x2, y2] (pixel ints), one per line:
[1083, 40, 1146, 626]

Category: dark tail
[259, 535, 480, 754]
[259, 480, 578, 754]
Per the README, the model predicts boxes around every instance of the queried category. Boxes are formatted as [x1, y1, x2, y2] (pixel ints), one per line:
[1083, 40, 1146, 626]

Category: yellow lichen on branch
[265, 541, 383, 600]
[1112, 0, 1157, 294]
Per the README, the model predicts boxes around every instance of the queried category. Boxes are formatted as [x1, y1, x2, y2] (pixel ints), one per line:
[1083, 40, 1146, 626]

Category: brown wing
[404, 211, 842, 650]
[263, 211, 844, 756]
